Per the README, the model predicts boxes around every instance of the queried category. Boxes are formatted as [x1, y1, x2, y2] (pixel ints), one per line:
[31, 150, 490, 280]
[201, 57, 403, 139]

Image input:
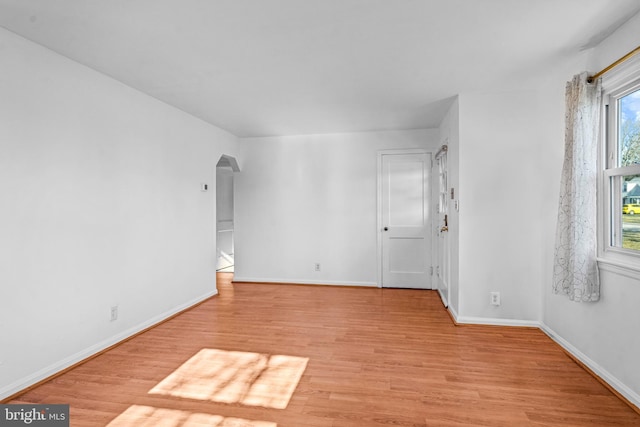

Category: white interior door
[435, 151, 450, 305]
[381, 152, 432, 289]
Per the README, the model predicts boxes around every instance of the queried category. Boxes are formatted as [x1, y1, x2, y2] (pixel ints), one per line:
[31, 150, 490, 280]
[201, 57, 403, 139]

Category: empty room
[1, 1, 640, 426]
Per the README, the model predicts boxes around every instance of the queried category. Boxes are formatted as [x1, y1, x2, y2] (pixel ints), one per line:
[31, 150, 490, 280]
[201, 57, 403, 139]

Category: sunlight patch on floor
[106, 405, 276, 427]
[149, 349, 308, 409]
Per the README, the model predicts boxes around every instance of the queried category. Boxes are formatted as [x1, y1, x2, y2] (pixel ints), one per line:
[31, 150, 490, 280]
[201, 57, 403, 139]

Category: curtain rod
[587, 45, 640, 83]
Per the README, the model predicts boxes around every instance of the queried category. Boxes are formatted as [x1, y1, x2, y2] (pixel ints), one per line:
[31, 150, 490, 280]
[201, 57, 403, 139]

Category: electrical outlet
[314, 263, 321, 272]
[490, 292, 501, 306]
[110, 305, 118, 322]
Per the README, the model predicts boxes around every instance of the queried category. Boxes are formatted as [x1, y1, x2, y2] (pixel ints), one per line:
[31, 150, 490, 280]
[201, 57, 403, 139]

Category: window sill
[597, 257, 640, 281]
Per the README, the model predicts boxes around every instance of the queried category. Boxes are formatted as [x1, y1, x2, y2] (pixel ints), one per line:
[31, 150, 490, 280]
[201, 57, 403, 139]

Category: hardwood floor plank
[7, 273, 640, 426]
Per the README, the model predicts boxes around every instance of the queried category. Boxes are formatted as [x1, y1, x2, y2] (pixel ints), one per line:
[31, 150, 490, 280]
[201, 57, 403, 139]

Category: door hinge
[430, 266, 433, 275]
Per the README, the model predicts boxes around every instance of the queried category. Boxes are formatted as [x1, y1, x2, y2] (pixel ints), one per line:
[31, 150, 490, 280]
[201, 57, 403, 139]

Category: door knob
[440, 226, 449, 232]
[383, 227, 389, 231]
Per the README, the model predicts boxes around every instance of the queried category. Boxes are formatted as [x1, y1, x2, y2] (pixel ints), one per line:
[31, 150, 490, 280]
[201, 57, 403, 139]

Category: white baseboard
[446, 306, 539, 327]
[454, 315, 541, 328]
[540, 323, 640, 410]
[437, 288, 448, 308]
[447, 305, 459, 322]
[0, 289, 218, 401]
[231, 276, 378, 287]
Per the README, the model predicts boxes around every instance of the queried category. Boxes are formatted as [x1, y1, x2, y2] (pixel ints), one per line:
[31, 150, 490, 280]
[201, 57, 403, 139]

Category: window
[601, 62, 640, 265]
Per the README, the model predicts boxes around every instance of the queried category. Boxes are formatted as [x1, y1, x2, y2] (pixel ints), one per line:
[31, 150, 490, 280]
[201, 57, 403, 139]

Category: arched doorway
[216, 155, 240, 273]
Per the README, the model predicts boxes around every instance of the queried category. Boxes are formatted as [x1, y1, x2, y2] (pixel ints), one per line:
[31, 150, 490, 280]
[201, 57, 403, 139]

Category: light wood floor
[9, 273, 640, 426]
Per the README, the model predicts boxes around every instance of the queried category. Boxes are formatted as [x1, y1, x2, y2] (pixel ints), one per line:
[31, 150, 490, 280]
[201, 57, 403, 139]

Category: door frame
[376, 148, 435, 288]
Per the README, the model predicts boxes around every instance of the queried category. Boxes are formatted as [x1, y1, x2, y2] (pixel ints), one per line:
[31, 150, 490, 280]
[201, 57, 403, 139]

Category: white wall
[543, 11, 640, 406]
[455, 88, 557, 323]
[216, 169, 235, 223]
[0, 28, 238, 399]
[234, 129, 438, 286]
[443, 27, 595, 327]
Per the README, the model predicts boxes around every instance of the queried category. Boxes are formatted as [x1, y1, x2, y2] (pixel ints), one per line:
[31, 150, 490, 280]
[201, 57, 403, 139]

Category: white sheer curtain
[553, 72, 601, 302]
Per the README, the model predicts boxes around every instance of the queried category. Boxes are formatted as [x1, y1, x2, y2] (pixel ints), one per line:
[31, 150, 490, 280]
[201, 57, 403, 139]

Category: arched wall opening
[216, 155, 240, 273]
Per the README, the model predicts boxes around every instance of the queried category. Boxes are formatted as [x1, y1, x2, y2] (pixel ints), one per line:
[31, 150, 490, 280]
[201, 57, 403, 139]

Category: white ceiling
[1, 0, 639, 137]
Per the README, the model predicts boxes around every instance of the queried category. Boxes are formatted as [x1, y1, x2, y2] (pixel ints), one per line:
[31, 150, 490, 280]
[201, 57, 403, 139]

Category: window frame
[598, 54, 640, 274]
